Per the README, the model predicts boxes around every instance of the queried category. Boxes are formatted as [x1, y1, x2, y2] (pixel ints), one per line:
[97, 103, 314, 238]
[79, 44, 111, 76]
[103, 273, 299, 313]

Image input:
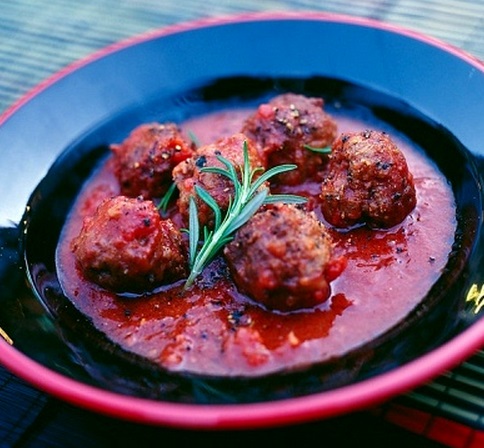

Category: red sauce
[56, 108, 456, 377]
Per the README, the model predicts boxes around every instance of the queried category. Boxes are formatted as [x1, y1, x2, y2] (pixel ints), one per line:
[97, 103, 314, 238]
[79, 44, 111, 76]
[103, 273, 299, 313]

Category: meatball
[111, 122, 195, 199]
[320, 130, 417, 229]
[224, 204, 346, 311]
[173, 133, 264, 228]
[241, 93, 337, 185]
[72, 196, 187, 292]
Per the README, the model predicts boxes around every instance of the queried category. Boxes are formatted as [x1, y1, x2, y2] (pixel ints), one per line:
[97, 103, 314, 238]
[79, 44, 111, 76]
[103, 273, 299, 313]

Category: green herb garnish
[187, 130, 201, 148]
[303, 144, 332, 154]
[157, 181, 177, 215]
[184, 141, 306, 288]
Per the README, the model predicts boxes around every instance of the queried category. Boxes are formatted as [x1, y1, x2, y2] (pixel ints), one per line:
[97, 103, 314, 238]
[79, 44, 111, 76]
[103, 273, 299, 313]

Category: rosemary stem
[184, 199, 243, 289]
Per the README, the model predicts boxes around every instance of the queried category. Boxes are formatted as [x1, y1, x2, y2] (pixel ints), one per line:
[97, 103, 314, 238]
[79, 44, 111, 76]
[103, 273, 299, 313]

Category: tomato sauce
[56, 107, 456, 377]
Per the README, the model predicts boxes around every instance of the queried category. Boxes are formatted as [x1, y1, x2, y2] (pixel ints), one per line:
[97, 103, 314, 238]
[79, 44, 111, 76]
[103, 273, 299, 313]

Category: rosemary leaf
[195, 185, 222, 229]
[157, 182, 177, 214]
[188, 197, 200, 268]
[248, 163, 297, 197]
[200, 166, 232, 179]
[263, 194, 308, 205]
[303, 144, 332, 154]
[187, 130, 201, 148]
[213, 154, 241, 191]
[203, 227, 211, 242]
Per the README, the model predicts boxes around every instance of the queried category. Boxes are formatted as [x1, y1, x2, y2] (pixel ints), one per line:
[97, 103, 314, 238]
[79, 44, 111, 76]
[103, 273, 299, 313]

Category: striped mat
[1, 0, 484, 114]
[1, 1, 484, 447]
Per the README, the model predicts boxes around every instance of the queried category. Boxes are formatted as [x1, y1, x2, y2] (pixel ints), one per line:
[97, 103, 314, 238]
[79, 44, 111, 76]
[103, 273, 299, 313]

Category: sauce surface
[56, 106, 456, 377]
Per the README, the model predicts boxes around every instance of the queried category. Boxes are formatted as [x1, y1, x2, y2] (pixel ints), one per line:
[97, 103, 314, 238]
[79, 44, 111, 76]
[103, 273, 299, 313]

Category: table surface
[1, 1, 484, 447]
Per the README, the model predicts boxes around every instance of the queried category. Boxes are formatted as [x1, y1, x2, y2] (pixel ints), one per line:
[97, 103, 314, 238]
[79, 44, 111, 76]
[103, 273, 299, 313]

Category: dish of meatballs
[56, 92, 456, 377]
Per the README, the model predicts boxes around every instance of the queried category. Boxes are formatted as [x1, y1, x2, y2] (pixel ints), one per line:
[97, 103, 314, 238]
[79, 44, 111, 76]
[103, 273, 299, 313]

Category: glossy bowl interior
[1, 12, 484, 428]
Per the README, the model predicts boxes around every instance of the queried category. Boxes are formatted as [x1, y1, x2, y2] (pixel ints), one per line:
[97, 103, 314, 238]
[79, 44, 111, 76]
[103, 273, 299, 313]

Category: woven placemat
[1, 0, 483, 114]
[1, 1, 484, 446]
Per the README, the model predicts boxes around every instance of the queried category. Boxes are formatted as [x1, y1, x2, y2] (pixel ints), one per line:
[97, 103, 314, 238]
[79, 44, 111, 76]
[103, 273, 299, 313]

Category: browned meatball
[111, 122, 195, 199]
[241, 93, 337, 185]
[320, 130, 417, 229]
[71, 196, 187, 292]
[224, 204, 346, 311]
[172, 133, 264, 228]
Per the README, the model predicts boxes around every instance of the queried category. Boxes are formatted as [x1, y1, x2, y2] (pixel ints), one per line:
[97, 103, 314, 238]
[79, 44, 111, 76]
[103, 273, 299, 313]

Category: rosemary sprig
[187, 130, 201, 148]
[184, 141, 306, 288]
[157, 181, 177, 215]
[303, 144, 332, 154]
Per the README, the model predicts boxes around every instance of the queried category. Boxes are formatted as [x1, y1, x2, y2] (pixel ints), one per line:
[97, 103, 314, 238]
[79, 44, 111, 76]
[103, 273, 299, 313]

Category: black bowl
[1, 12, 484, 428]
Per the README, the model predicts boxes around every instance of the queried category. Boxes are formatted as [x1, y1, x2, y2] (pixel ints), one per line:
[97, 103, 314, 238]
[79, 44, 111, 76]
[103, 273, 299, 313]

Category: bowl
[0, 11, 484, 429]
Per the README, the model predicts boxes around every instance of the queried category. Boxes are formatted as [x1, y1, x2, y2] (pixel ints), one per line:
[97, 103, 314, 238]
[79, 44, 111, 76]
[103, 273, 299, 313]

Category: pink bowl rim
[1, 10, 484, 429]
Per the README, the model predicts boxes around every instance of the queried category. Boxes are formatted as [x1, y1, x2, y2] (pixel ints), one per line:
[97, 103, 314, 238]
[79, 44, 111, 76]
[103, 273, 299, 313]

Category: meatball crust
[320, 130, 417, 229]
[173, 133, 264, 228]
[72, 196, 187, 292]
[224, 204, 346, 311]
[111, 122, 195, 199]
[241, 93, 337, 185]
